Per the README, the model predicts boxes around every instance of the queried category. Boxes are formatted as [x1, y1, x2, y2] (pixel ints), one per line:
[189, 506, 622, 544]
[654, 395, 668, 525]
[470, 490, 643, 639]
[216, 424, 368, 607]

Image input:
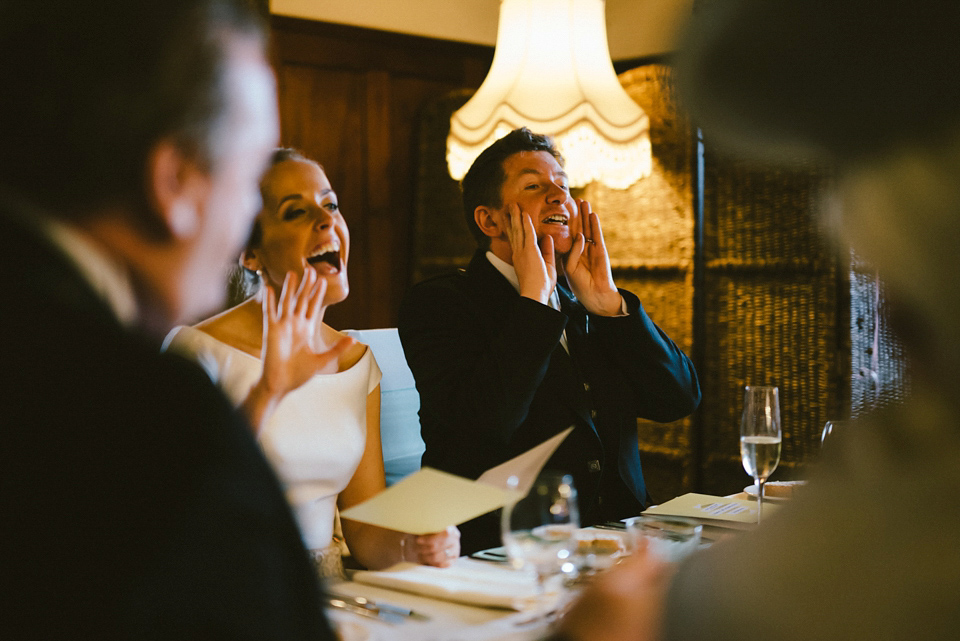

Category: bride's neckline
[186, 324, 369, 375]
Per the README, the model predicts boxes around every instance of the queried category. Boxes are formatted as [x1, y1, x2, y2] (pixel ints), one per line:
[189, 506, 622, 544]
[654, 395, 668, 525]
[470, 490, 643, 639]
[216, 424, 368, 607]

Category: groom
[399, 128, 700, 554]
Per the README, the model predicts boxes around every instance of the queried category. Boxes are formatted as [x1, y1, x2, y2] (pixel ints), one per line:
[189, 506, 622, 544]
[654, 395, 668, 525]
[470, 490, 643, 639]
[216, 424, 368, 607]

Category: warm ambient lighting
[447, 0, 652, 189]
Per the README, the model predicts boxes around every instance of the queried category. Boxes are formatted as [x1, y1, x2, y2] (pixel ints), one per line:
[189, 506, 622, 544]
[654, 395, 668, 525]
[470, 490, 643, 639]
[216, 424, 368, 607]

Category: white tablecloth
[327, 557, 555, 641]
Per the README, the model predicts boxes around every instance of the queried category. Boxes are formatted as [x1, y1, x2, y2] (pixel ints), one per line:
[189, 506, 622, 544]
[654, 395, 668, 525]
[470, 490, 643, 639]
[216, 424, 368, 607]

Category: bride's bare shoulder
[321, 324, 368, 372]
[194, 299, 262, 357]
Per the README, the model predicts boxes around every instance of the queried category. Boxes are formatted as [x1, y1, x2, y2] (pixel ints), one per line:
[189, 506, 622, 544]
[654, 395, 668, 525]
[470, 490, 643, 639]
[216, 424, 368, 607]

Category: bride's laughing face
[244, 158, 349, 306]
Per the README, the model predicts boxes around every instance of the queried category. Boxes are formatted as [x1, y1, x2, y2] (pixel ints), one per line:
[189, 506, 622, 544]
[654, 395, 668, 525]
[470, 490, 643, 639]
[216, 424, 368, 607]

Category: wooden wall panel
[274, 63, 369, 325]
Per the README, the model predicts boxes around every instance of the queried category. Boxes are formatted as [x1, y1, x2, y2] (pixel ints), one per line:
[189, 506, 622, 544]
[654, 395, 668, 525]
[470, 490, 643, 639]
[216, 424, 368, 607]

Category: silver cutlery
[324, 594, 429, 623]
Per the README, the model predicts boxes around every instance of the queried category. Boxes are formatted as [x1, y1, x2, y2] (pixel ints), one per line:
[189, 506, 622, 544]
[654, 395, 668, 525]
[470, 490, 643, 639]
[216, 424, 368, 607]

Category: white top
[164, 325, 382, 550]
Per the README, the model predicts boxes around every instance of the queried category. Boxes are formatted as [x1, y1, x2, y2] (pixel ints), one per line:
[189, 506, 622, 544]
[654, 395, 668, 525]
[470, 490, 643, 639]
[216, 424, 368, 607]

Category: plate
[743, 480, 806, 501]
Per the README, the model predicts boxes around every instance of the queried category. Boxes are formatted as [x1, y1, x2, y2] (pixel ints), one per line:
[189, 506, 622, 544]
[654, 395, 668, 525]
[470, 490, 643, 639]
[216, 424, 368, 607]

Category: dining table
[326, 555, 557, 641]
[324, 522, 643, 641]
[324, 511, 735, 641]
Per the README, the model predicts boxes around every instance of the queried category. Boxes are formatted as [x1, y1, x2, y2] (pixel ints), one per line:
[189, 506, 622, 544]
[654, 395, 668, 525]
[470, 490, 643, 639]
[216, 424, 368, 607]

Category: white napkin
[350, 561, 542, 610]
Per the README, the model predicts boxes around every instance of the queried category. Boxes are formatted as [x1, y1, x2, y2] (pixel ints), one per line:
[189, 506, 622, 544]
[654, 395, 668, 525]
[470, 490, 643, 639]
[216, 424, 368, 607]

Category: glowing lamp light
[447, 0, 652, 189]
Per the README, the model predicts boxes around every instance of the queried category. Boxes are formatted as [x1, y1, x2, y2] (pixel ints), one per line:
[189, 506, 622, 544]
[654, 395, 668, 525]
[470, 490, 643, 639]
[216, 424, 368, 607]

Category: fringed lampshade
[447, 0, 652, 189]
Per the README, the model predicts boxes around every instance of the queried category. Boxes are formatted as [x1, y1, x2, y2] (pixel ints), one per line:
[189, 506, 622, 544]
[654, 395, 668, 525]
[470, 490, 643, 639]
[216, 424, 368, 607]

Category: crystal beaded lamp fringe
[447, 0, 653, 189]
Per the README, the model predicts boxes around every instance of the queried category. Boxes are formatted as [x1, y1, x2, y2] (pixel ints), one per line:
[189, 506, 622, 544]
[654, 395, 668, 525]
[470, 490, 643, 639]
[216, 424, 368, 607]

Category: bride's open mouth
[307, 240, 342, 273]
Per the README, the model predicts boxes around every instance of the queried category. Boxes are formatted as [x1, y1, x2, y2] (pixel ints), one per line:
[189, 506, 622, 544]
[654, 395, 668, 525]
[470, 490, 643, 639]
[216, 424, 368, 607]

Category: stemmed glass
[501, 471, 579, 623]
[821, 419, 849, 450]
[821, 420, 836, 447]
[740, 385, 782, 523]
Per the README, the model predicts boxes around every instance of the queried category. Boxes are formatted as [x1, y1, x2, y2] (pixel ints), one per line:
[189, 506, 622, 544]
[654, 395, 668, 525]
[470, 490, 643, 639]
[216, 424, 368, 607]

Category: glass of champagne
[501, 471, 579, 623]
[821, 419, 849, 450]
[740, 385, 782, 523]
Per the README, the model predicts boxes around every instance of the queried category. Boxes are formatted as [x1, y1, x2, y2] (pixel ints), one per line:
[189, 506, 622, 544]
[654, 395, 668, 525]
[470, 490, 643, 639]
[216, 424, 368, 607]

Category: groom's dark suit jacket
[399, 250, 700, 554]
[0, 208, 334, 640]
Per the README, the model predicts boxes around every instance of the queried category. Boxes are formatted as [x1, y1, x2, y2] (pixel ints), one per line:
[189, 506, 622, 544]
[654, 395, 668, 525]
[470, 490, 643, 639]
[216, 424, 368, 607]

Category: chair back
[344, 328, 424, 485]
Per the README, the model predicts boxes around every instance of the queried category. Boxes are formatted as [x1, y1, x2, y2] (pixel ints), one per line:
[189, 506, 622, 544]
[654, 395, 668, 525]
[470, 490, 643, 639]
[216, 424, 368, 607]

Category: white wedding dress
[164, 326, 382, 574]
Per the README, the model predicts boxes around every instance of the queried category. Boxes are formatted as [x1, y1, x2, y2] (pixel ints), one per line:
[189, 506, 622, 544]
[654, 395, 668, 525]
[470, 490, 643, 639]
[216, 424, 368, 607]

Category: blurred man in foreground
[554, 1, 960, 640]
[0, 2, 339, 638]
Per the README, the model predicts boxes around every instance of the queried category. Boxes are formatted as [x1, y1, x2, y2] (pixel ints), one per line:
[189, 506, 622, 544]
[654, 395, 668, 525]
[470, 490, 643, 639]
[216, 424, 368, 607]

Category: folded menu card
[643, 492, 781, 530]
[340, 427, 573, 535]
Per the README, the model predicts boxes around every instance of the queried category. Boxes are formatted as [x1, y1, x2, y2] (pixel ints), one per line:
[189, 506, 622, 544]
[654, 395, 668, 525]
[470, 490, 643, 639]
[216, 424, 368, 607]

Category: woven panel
[616, 273, 694, 479]
[702, 274, 841, 454]
[699, 152, 844, 495]
[705, 157, 833, 269]
[615, 273, 693, 356]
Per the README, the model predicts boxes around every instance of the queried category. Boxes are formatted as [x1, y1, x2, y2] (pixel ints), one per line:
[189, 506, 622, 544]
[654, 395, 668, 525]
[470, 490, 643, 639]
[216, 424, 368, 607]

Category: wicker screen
[699, 155, 845, 495]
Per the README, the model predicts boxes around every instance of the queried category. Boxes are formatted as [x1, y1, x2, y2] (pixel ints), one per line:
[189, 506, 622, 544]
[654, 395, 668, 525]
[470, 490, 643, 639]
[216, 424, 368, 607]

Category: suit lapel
[465, 250, 599, 436]
[464, 250, 522, 325]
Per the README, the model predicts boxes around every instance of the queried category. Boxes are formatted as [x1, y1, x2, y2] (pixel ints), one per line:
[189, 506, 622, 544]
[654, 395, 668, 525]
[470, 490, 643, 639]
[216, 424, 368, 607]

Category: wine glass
[821, 420, 836, 447]
[501, 471, 579, 622]
[821, 419, 849, 450]
[740, 385, 782, 523]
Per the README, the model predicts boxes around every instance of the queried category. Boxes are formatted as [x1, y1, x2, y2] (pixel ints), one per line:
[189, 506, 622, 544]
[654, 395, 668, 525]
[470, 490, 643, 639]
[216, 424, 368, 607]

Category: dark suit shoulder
[404, 267, 470, 296]
[400, 267, 479, 327]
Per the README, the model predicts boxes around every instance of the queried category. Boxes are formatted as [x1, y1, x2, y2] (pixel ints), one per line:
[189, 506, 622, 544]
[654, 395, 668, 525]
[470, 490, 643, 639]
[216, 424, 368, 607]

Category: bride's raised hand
[259, 268, 355, 398]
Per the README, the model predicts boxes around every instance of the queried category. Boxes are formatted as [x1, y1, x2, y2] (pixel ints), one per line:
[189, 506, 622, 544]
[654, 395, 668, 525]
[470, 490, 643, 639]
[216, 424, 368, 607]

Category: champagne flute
[740, 385, 782, 523]
[501, 471, 579, 623]
[821, 420, 836, 447]
[821, 419, 849, 450]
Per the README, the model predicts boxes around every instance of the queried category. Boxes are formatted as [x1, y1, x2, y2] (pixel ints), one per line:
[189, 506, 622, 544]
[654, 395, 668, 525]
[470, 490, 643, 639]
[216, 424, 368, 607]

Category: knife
[326, 597, 406, 624]
[325, 594, 429, 622]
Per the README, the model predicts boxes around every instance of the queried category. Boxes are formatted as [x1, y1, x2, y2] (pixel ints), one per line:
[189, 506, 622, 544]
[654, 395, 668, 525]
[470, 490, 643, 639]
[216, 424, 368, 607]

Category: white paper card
[340, 427, 573, 534]
[476, 427, 574, 495]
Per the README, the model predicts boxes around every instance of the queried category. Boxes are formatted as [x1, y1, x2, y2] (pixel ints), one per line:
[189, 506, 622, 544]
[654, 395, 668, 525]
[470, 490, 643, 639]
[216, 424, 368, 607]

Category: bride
[165, 149, 459, 577]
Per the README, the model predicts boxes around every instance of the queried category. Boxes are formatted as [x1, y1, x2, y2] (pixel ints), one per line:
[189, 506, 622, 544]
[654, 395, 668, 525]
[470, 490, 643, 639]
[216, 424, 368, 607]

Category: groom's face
[496, 151, 580, 256]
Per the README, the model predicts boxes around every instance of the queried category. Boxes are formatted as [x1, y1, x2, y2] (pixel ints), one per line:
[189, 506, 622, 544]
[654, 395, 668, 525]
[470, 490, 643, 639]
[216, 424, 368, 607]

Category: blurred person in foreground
[552, 1, 960, 640]
[398, 128, 700, 555]
[0, 1, 344, 638]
